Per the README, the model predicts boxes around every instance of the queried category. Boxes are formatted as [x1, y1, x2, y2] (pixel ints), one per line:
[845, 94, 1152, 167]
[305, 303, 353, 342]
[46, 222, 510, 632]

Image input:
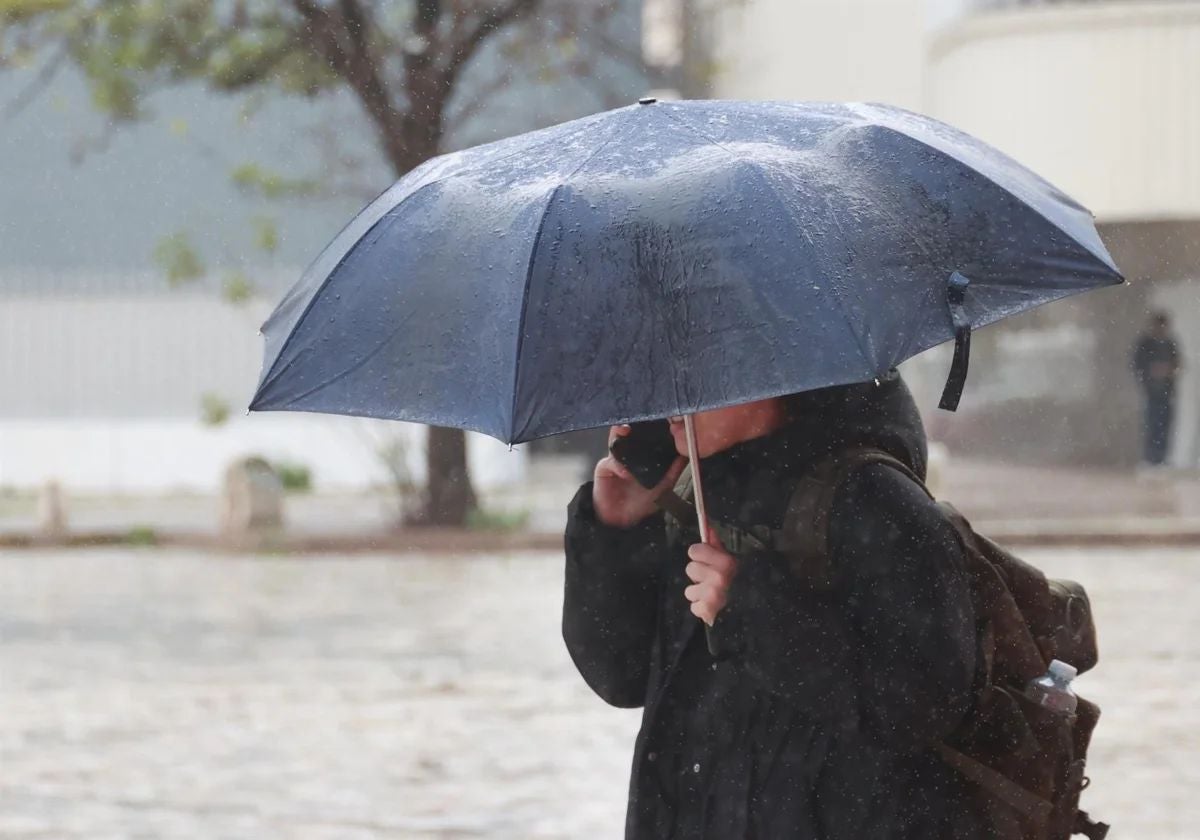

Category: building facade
[709, 0, 1200, 467]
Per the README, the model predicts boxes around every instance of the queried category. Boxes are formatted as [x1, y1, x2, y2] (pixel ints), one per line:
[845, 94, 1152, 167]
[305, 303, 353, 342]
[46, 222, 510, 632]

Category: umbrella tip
[638, 97, 658, 105]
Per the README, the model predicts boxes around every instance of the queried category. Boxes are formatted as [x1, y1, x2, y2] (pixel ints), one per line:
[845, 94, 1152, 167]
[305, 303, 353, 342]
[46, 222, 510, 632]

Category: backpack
[656, 447, 1109, 840]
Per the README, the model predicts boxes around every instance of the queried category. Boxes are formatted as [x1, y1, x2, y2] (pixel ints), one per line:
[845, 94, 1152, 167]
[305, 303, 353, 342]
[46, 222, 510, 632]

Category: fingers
[684, 582, 703, 601]
[685, 560, 731, 588]
[684, 582, 726, 608]
[691, 600, 718, 627]
[684, 583, 727, 626]
[652, 456, 689, 494]
[595, 454, 634, 482]
[687, 543, 736, 577]
[684, 544, 736, 628]
[606, 424, 631, 448]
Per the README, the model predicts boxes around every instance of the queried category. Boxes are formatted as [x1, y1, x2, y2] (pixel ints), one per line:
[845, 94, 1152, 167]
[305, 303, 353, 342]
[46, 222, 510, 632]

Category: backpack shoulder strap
[654, 447, 928, 574]
[654, 471, 775, 553]
[773, 446, 931, 572]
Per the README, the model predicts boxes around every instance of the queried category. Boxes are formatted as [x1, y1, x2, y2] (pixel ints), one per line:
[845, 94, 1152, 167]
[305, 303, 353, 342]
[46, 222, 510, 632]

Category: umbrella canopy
[250, 99, 1122, 442]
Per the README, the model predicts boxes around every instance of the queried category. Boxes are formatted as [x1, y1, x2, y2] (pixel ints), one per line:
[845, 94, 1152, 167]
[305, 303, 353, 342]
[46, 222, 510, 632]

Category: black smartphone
[610, 420, 678, 489]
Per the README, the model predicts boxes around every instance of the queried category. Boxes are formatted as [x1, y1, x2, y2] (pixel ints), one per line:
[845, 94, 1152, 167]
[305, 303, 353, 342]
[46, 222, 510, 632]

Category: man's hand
[685, 535, 737, 626]
[592, 425, 688, 529]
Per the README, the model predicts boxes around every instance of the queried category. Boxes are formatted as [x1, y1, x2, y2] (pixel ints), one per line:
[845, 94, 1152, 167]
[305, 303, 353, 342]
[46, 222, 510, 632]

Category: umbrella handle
[684, 415, 724, 659]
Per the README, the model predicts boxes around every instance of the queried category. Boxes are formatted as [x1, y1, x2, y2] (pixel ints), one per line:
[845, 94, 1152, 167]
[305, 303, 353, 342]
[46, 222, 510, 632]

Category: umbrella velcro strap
[939, 271, 973, 412]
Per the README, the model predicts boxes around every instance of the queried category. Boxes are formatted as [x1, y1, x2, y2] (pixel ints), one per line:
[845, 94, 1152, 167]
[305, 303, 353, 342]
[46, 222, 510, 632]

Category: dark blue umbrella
[250, 99, 1122, 442]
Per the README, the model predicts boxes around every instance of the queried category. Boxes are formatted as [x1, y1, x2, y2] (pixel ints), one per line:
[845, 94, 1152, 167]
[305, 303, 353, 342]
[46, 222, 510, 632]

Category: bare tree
[1, 0, 650, 526]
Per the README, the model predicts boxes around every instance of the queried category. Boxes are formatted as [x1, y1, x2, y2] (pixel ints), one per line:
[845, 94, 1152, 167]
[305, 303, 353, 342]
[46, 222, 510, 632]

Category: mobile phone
[610, 420, 678, 489]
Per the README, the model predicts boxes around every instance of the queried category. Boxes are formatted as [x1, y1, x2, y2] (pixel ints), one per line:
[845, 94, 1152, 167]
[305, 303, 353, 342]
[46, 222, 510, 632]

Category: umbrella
[251, 99, 1121, 560]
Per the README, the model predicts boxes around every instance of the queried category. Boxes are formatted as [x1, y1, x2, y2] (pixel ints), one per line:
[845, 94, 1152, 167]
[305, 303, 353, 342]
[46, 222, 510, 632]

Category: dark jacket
[562, 378, 986, 839]
[1132, 333, 1180, 395]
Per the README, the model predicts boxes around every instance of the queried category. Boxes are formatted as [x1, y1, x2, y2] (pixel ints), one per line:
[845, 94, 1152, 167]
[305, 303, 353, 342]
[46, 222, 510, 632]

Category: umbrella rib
[507, 115, 632, 442]
[273, 314, 414, 406]
[257, 115, 619, 407]
[754, 166, 878, 375]
[865, 117, 1121, 278]
[655, 105, 742, 159]
[255, 178, 448, 402]
[659, 107, 877, 377]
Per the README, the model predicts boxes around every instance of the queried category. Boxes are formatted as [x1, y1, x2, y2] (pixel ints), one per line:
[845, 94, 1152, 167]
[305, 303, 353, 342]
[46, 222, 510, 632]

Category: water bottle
[1025, 659, 1078, 715]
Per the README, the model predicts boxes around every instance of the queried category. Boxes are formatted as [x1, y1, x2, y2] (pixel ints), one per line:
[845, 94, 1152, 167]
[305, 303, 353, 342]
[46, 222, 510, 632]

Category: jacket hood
[695, 373, 929, 532]
[781, 373, 928, 480]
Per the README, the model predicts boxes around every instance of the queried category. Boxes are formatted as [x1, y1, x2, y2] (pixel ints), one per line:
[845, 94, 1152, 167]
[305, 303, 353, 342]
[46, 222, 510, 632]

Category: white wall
[0, 287, 272, 419]
[710, 0, 927, 108]
[0, 415, 527, 494]
[928, 1, 1200, 222]
[0, 282, 529, 494]
[926, 0, 971, 32]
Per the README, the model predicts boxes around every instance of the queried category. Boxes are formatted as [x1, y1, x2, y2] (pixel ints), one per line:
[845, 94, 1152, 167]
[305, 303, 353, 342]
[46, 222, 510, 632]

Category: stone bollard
[220, 457, 284, 549]
[36, 480, 68, 542]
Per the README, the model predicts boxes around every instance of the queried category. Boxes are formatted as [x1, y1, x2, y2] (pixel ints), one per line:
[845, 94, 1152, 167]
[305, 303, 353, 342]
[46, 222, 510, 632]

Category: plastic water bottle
[1025, 659, 1079, 715]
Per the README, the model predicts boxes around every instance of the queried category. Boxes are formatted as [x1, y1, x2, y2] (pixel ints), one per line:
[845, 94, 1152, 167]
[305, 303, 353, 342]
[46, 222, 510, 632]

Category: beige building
[707, 0, 1200, 467]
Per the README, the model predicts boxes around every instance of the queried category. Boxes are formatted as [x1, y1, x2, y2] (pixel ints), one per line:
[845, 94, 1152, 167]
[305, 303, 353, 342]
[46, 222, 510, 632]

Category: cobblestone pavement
[0, 547, 1194, 838]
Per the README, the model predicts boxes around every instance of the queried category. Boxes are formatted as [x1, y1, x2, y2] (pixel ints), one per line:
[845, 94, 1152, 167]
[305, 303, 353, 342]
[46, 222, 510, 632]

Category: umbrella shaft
[684, 415, 711, 545]
[685, 413, 723, 659]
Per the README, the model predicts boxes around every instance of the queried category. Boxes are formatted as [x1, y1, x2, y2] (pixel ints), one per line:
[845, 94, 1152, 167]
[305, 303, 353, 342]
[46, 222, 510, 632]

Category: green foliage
[199, 391, 231, 426]
[153, 231, 205, 286]
[251, 215, 278, 254]
[0, 0, 72, 24]
[466, 507, 530, 533]
[126, 525, 157, 546]
[231, 162, 320, 200]
[2, 1, 341, 122]
[221, 270, 254, 304]
[271, 460, 312, 493]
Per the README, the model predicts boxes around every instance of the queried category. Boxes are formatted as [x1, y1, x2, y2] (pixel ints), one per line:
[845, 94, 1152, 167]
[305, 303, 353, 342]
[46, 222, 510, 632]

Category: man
[562, 376, 985, 839]
[1131, 312, 1181, 467]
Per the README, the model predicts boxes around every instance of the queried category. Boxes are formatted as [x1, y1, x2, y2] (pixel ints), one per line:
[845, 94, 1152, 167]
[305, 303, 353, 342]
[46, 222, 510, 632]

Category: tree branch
[445, 61, 515, 135]
[443, 0, 538, 86]
[1, 41, 67, 124]
[291, 0, 409, 169]
[576, 15, 652, 78]
[210, 35, 303, 92]
[334, 0, 400, 130]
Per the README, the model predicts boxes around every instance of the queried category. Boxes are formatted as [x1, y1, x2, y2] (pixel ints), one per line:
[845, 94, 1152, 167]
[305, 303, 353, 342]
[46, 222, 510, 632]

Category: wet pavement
[0, 546, 1195, 838]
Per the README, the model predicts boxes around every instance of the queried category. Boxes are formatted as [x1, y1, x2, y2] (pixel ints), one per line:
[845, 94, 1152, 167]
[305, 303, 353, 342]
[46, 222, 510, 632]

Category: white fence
[0, 415, 526, 495]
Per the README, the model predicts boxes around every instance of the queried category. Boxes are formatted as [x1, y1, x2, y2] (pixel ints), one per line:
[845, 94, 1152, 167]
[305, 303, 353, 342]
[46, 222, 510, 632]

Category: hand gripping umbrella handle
[683, 415, 723, 659]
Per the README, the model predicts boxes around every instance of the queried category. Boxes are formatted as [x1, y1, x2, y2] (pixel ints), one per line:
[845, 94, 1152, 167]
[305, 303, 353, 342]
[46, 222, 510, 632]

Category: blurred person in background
[1132, 312, 1182, 468]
